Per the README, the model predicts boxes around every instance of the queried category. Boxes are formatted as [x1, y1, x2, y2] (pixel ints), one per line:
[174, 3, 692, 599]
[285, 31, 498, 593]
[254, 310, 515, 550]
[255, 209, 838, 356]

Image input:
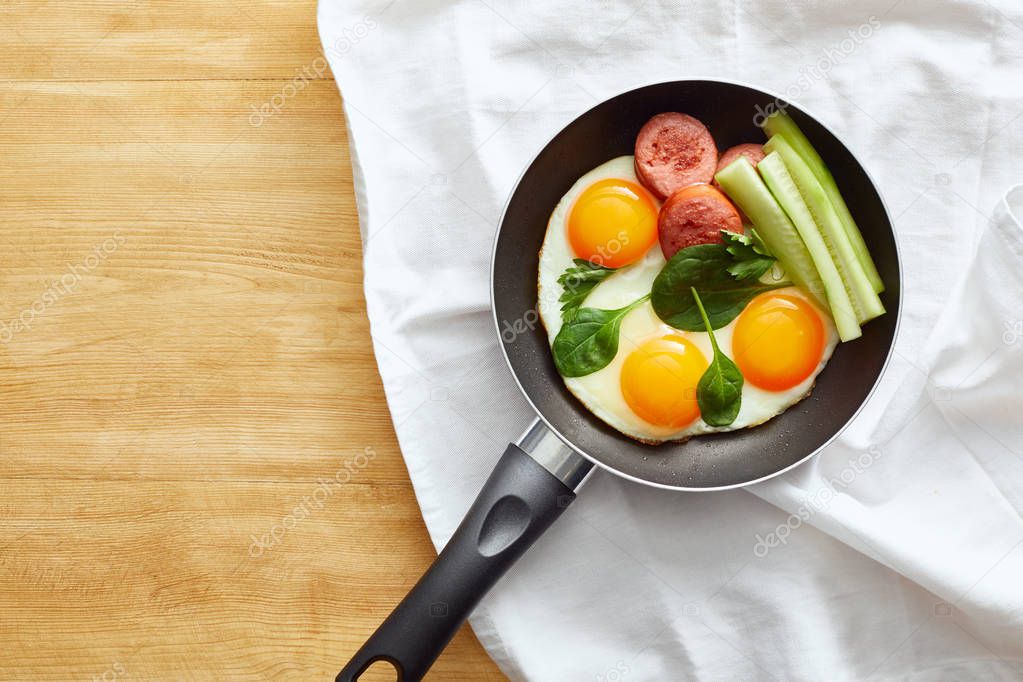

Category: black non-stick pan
[338, 79, 901, 681]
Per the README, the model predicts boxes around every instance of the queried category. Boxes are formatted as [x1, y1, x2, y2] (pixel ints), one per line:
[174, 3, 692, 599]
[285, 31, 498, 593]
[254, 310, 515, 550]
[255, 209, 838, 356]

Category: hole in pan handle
[337, 420, 593, 681]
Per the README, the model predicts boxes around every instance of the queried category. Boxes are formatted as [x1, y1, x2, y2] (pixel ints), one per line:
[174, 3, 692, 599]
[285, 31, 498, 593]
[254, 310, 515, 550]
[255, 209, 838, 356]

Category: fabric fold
[319, 1, 1023, 677]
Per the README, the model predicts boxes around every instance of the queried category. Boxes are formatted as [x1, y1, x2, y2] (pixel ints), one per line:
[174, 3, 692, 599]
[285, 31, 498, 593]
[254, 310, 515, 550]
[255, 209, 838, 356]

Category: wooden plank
[0, 6, 507, 677]
[0, 1, 329, 81]
[0, 80, 405, 485]
[0, 480, 505, 680]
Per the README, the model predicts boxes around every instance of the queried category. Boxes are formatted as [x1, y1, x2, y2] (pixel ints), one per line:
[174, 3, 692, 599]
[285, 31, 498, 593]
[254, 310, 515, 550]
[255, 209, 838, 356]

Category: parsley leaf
[721, 230, 776, 281]
[557, 259, 617, 318]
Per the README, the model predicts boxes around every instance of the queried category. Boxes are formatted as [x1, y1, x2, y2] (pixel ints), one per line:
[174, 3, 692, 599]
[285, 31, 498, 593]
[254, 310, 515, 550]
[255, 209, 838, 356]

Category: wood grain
[0, 2, 506, 680]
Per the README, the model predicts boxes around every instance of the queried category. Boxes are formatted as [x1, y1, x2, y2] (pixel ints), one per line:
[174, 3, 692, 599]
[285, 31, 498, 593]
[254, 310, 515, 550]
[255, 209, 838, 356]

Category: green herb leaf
[557, 259, 618, 318]
[691, 287, 743, 426]
[748, 227, 770, 255]
[721, 230, 776, 281]
[552, 296, 648, 377]
[651, 244, 790, 331]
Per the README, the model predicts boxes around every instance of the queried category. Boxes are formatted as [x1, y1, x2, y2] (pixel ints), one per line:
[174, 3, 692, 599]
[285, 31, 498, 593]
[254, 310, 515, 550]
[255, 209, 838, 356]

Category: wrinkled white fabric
[318, 1, 1023, 678]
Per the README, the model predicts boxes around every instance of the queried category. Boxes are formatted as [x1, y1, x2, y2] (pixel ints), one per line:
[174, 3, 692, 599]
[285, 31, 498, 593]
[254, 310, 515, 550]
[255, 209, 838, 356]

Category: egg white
[538, 156, 839, 444]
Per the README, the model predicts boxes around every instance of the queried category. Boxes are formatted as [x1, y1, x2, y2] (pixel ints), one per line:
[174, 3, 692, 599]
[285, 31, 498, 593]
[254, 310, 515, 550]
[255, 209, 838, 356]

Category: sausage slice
[715, 143, 766, 177]
[634, 113, 718, 200]
[658, 184, 742, 260]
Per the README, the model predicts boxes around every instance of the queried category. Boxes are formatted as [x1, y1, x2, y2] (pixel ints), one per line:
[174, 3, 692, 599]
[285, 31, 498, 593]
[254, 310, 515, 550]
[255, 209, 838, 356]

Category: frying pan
[338, 79, 901, 680]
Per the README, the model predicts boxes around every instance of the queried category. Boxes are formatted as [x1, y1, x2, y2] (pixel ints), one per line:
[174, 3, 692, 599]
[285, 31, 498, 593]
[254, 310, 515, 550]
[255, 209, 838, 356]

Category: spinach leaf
[651, 243, 790, 331]
[691, 287, 743, 427]
[557, 259, 617, 318]
[721, 230, 775, 281]
[552, 296, 648, 377]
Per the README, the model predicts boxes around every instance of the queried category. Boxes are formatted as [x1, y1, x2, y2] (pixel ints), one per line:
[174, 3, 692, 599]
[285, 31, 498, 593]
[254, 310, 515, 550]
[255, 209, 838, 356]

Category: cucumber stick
[713, 158, 827, 309]
[758, 152, 861, 341]
[761, 111, 884, 293]
[763, 134, 885, 324]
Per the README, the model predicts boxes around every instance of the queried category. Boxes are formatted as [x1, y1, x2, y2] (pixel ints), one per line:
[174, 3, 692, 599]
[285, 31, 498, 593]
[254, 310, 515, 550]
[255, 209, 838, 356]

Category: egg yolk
[621, 335, 707, 429]
[568, 178, 657, 268]
[732, 293, 825, 392]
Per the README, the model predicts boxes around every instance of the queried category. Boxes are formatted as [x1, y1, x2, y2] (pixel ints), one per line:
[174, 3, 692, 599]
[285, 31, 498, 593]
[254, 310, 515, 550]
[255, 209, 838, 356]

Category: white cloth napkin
[318, 1, 1023, 678]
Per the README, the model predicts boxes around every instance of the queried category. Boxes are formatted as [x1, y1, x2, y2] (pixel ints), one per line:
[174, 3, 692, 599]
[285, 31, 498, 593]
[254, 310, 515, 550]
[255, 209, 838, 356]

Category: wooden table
[0, 2, 505, 679]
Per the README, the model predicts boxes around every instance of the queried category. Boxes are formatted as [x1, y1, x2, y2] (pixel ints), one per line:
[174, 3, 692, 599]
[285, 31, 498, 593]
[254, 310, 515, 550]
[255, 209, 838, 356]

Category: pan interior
[493, 80, 900, 489]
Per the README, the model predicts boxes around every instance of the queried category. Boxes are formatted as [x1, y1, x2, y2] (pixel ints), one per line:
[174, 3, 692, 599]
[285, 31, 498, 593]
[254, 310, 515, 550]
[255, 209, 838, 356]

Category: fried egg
[538, 156, 839, 443]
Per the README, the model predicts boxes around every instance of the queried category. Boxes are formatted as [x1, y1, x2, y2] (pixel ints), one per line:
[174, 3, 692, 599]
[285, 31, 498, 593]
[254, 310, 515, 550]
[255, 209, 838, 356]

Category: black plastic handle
[337, 442, 577, 681]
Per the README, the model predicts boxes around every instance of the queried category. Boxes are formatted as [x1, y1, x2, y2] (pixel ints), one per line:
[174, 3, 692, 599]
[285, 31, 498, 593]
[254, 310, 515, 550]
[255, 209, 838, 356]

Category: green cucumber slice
[761, 111, 884, 293]
[763, 134, 885, 324]
[713, 158, 827, 309]
[758, 152, 861, 341]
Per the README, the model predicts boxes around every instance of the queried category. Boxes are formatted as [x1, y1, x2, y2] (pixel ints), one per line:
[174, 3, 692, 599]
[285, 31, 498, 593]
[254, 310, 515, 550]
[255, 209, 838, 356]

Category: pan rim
[489, 76, 904, 492]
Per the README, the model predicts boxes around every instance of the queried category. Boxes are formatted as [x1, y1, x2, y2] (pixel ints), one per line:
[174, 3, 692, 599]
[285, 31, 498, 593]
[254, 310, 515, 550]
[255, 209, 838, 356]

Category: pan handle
[337, 420, 592, 681]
